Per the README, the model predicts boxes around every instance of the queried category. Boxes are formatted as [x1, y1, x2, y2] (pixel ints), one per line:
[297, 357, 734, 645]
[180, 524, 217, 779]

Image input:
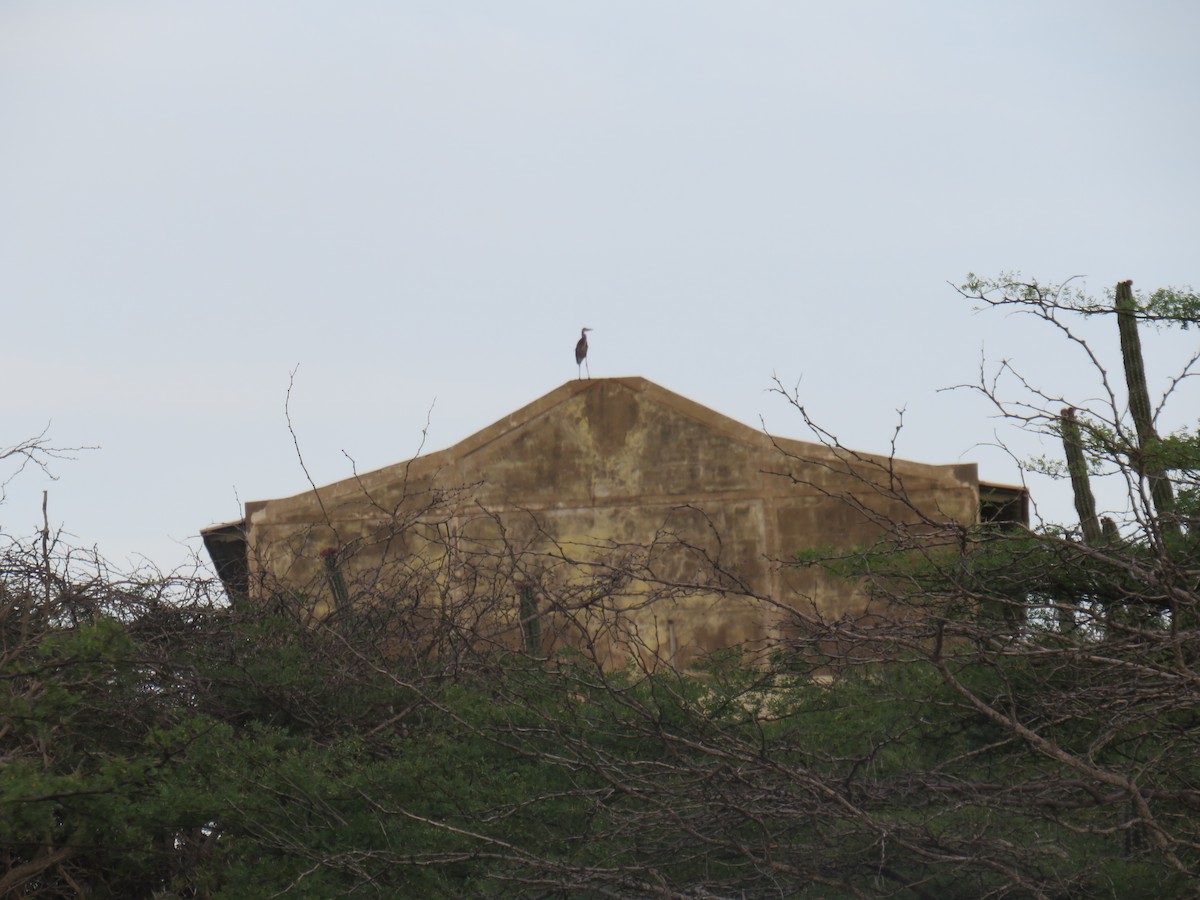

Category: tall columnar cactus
[321, 546, 350, 610]
[518, 582, 542, 655]
[1060, 407, 1103, 546]
[1115, 280, 1181, 543]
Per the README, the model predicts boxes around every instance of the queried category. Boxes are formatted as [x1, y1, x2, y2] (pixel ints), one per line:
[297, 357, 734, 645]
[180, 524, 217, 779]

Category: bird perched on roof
[575, 327, 592, 380]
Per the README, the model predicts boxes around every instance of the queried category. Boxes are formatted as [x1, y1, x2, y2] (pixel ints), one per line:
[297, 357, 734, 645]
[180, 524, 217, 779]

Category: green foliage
[1143, 286, 1200, 328]
[5, 541, 1200, 896]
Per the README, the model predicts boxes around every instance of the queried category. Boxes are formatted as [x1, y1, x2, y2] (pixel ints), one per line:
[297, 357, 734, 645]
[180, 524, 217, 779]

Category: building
[202, 377, 1026, 669]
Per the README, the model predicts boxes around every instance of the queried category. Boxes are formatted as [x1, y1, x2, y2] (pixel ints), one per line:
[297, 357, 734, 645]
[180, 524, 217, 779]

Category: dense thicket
[2, 277, 1197, 898]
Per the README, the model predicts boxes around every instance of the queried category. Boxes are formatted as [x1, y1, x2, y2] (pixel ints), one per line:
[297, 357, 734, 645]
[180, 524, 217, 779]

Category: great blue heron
[575, 327, 592, 379]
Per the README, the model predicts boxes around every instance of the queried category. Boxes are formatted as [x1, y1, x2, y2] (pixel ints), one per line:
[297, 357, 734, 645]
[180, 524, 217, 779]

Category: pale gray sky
[3, 1, 1198, 570]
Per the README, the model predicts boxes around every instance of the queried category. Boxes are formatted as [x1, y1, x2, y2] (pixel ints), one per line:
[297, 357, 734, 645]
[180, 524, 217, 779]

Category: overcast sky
[3, 1, 1198, 572]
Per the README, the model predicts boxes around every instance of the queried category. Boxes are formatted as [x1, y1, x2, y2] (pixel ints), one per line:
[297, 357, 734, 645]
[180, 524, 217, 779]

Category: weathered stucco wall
[222, 378, 987, 669]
